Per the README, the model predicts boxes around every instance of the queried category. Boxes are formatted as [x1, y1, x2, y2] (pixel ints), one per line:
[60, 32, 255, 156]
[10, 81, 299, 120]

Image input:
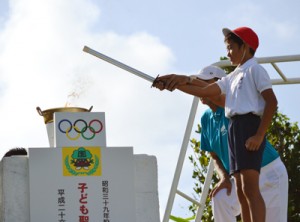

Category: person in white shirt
[153, 27, 278, 222]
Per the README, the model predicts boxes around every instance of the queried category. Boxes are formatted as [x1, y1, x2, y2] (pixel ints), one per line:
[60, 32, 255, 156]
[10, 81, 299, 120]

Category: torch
[82, 46, 159, 85]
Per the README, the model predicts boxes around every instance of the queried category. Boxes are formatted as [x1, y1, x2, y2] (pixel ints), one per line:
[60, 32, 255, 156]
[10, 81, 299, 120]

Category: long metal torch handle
[83, 46, 155, 83]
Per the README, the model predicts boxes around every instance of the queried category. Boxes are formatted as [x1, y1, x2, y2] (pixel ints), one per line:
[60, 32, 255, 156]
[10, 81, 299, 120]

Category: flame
[65, 92, 80, 107]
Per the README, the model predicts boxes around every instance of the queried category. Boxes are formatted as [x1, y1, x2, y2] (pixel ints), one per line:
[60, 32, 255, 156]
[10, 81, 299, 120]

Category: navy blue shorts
[228, 113, 266, 175]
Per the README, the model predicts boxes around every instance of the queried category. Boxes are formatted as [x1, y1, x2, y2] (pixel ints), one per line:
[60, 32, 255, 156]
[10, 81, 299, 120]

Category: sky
[1, 0, 300, 220]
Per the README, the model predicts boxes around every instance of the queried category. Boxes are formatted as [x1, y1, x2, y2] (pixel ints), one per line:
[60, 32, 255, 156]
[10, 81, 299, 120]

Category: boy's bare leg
[241, 169, 266, 222]
[234, 173, 251, 222]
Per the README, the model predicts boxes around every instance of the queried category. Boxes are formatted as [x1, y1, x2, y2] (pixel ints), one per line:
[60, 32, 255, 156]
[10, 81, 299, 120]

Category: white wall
[0, 154, 160, 222]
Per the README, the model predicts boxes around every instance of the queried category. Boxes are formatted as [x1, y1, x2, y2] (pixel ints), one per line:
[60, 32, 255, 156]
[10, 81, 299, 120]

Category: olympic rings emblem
[58, 119, 103, 140]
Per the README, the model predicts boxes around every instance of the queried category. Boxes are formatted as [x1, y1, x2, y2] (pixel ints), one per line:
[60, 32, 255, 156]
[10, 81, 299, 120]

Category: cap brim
[195, 74, 213, 80]
[222, 28, 232, 36]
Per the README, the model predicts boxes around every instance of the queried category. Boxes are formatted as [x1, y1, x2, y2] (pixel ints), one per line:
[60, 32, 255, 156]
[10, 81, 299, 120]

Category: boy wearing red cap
[217, 27, 275, 222]
[153, 27, 279, 222]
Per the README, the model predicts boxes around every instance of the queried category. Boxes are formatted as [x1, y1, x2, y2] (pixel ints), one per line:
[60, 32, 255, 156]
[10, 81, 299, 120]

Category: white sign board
[54, 112, 106, 147]
[29, 147, 136, 222]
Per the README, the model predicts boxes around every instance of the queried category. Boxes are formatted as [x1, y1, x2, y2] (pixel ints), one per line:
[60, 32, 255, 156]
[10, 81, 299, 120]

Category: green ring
[81, 126, 96, 140]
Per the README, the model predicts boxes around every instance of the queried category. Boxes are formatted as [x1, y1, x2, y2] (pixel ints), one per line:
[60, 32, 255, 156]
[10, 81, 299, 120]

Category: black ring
[73, 119, 88, 133]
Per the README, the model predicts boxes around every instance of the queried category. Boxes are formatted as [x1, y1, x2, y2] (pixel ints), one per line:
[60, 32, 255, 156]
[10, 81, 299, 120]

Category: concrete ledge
[0, 154, 160, 222]
[0, 157, 29, 222]
[134, 154, 160, 222]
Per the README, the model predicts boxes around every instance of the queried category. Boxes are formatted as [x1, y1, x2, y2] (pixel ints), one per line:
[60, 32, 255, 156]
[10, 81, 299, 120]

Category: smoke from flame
[65, 75, 92, 107]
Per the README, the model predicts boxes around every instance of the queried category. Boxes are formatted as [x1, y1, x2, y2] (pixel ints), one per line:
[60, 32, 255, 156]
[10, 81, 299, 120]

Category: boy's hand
[245, 134, 264, 151]
[152, 74, 190, 91]
[151, 75, 168, 90]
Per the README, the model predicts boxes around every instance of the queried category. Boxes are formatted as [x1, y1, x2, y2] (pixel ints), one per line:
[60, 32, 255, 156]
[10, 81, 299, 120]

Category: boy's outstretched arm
[152, 74, 222, 98]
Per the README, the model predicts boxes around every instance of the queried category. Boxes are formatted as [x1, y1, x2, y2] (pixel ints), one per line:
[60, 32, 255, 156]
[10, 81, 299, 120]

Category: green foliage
[219, 56, 236, 74]
[170, 215, 195, 222]
[189, 110, 300, 221]
[267, 111, 300, 221]
[188, 125, 217, 222]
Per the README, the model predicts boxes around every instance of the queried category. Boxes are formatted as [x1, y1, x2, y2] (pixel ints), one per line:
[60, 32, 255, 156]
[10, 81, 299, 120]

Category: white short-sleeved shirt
[217, 58, 272, 118]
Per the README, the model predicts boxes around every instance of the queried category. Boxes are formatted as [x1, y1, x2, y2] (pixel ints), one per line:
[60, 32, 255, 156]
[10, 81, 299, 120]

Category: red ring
[88, 119, 103, 133]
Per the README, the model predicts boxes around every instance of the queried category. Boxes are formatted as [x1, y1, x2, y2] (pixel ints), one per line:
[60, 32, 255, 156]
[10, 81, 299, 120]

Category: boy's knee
[241, 183, 260, 199]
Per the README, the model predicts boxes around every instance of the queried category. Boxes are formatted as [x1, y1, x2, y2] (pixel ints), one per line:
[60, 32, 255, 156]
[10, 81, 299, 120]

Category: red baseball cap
[222, 27, 259, 51]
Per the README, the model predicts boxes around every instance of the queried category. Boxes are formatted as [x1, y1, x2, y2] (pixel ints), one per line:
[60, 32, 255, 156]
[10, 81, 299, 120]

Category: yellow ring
[65, 126, 81, 141]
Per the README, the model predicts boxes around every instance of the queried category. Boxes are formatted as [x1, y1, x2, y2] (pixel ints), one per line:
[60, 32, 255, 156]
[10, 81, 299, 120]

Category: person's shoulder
[248, 58, 268, 74]
[203, 108, 213, 116]
[201, 108, 213, 120]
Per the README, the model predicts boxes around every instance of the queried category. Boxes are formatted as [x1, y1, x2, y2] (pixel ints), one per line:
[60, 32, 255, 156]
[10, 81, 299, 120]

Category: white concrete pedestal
[0, 154, 160, 222]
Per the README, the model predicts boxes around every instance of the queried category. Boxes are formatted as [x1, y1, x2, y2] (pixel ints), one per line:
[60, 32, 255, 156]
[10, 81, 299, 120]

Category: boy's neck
[239, 53, 253, 67]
